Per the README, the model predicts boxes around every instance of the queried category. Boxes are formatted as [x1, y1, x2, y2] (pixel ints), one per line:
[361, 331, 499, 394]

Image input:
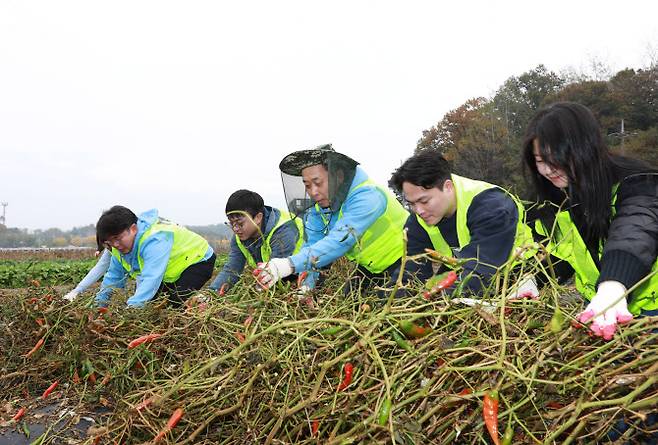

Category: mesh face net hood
[279, 144, 359, 217]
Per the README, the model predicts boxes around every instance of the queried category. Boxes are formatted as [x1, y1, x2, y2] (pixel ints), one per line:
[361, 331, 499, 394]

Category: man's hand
[63, 290, 79, 302]
[253, 258, 294, 289]
[578, 281, 633, 340]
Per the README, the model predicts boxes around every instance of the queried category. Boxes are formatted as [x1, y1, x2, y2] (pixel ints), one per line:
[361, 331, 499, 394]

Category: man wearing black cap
[254, 144, 409, 293]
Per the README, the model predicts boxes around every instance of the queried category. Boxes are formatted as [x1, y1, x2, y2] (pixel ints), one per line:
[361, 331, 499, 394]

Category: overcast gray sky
[1, 1, 656, 230]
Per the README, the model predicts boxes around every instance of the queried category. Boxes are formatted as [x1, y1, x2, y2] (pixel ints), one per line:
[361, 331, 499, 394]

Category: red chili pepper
[42, 380, 59, 399]
[25, 337, 45, 358]
[297, 271, 308, 288]
[28, 297, 38, 304]
[87, 372, 97, 384]
[12, 407, 26, 421]
[135, 397, 153, 412]
[153, 408, 184, 443]
[399, 321, 432, 339]
[423, 271, 458, 299]
[127, 333, 162, 349]
[243, 315, 254, 329]
[337, 362, 354, 391]
[311, 419, 319, 436]
[98, 307, 109, 315]
[218, 283, 228, 296]
[35, 318, 46, 326]
[483, 390, 500, 445]
[545, 401, 564, 410]
[458, 388, 472, 396]
[234, 332, 246, 343]
[72, 368, 81, 384]
[92, 436, 102, 445]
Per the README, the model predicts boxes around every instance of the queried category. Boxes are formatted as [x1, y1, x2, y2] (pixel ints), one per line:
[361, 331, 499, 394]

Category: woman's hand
[578, 281, 633, 340]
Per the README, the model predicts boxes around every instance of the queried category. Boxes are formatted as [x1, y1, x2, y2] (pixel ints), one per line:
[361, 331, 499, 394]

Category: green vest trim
[318, 180, 409, 273]
[235, 209, 304, 268]
[536, 186, 658, 313]
[111, 219, 210, 283]
[416, 174, 534, 266]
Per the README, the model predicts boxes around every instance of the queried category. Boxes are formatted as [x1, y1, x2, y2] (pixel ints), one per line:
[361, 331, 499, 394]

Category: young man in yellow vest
[254, 144, 409, 294]
[389, 150, 537, 297]
[95, 206, 215, 307]
[209, 189, 303, 294]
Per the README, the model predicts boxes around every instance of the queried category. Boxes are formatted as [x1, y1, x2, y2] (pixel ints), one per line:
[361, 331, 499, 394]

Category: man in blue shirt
[95, 206, 215, 307]
[254, 145, 409, 294]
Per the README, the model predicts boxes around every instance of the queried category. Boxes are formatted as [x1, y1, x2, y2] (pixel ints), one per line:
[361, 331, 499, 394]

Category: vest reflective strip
[537, 188, 658, 313]
[235, 210, 304, 268]
[417, 174, 534, 265]
[318, 180, 408, 273]
[111, 220, 209, 283]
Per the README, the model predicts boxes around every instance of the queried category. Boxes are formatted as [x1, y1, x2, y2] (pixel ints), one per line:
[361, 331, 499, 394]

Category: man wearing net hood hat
[253, 144, 409, 292]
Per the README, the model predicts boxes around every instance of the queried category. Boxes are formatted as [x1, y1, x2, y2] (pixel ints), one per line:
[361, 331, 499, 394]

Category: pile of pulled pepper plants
[1, 252, 657, 445]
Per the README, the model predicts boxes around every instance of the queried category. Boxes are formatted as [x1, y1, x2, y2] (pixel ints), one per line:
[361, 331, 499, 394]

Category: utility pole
[0, 202, 7, 226]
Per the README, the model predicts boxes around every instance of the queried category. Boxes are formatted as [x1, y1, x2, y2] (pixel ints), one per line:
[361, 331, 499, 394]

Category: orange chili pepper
[153, 408, 184, 443]
[12, 407, 26, 421]
[25, 337, 45, 358]
[42, 380, 59, 399]
[483, 390, 500, 445]
[127, 333, 162, 349]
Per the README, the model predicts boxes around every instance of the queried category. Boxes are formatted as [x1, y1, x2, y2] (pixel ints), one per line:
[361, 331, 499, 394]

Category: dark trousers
[343, 259, 402, 298]
[158, 253, 216, 306]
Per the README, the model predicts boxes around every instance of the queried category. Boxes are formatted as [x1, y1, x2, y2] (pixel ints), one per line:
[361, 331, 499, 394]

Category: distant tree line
[416, 63, 658, 197]
[0, 223, 232, 249]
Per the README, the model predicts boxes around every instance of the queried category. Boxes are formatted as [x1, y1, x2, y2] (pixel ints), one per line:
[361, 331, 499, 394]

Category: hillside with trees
[416, 63, 658, 197]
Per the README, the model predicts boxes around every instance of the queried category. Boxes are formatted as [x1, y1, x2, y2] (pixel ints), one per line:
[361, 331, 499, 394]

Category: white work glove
[451, 297, 497, 313]
[578, 281, 633, 340]
[63, 290, 80, 302]
[253, 258, 294, 289]
[509, 275, 539, 300]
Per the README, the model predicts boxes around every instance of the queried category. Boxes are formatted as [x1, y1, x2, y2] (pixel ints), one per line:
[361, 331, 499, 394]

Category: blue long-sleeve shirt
[73, 249, 111, 293]
[95, 209, 214, 307]
[289, 166, 387, 288]
[209, 206, 300, 290]
[405, 188, 518, 294]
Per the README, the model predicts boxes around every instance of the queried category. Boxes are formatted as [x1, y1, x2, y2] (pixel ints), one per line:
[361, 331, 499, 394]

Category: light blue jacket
[73, 249, 111, 293]
[290, 166, 387, 288]
[95, 209, 214, 307]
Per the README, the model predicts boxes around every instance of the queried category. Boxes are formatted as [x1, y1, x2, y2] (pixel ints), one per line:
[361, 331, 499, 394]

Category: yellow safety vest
[318, 180, 409, 273]
[536, 189, 658, 313]
[235, 209, 304, 268]
[417, 174, 535, 266]
[111, 219, 210, 283]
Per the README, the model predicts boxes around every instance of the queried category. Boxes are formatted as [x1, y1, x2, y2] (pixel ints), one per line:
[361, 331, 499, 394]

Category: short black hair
[225, 190, 265, 218]
[96, 205, 138, 244]
[389, 150, 452, 192]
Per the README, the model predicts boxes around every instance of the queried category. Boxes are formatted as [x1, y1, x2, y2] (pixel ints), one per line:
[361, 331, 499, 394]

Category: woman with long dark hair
[523, 101, 658, 340]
